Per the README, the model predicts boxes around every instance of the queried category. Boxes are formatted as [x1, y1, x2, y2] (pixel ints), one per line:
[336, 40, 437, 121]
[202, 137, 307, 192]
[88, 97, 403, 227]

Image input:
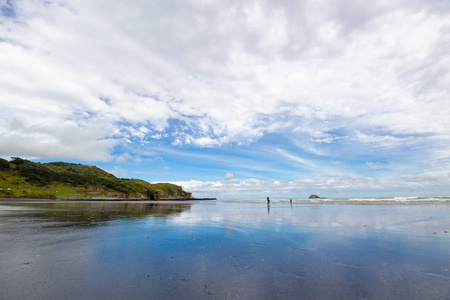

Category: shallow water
[1, 201, 450, 299]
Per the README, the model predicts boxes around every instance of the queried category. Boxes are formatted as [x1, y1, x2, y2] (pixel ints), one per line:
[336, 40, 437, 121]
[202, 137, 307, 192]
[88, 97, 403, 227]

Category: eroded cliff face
[157, 192, 193, 200]
[146, 190, 193, 200]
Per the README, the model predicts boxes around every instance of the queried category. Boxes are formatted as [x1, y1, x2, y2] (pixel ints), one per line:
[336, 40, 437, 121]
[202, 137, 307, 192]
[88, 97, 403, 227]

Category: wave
[220, 196, 450, 204]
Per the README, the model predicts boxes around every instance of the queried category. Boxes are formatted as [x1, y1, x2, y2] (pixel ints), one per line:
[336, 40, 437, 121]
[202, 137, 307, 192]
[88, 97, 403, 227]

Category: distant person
[267, 197, 270, 204]
[290, 199, 292, 203]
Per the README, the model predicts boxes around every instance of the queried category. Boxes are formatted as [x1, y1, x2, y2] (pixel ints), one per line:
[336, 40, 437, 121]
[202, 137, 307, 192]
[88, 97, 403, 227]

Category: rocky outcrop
[308, 194, 320, 199]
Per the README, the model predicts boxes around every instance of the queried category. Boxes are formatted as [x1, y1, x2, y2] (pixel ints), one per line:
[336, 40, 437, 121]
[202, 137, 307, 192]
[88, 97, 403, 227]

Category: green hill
[0, 157, 192, 200]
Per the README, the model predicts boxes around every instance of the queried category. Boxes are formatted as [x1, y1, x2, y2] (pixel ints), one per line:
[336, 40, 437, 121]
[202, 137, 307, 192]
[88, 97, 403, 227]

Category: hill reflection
[1, 202, 191, 228]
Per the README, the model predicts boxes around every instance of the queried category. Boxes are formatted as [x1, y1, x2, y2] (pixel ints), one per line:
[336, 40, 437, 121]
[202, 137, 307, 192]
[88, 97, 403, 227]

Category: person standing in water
[267, 197, 270, 204]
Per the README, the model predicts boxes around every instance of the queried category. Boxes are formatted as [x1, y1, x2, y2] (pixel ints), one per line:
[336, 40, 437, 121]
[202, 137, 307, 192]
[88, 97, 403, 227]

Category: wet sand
[1, 200, 450, 299]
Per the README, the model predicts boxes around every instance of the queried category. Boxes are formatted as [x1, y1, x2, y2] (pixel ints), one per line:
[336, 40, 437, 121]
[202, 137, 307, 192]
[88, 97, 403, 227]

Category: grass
[0, 171, 101, 197]
[0, 158, 192, 199]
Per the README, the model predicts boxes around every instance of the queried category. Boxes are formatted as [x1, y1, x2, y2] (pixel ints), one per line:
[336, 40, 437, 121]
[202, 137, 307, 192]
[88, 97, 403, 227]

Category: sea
[1, 197, 450, 299]
[221, 196, 450, 204]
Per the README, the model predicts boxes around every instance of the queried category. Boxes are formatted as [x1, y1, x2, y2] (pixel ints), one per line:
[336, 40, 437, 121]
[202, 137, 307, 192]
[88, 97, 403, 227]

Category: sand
[1, 200, 450, 299]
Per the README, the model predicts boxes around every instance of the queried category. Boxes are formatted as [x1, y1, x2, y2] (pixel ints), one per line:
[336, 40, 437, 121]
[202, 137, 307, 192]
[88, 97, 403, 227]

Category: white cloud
[105, 166, 128, 178]
[400, 171, 450, 183]
[2, 0, 449, 154]
[354, 131, 416, 148]
[276, 148, 316, 169]
[0, 0, 449, 196]
[0, 117, 118, 161]
[225, 173, 234, 179]
[173, 170, 450, 199]
[366, 162, 388, 170]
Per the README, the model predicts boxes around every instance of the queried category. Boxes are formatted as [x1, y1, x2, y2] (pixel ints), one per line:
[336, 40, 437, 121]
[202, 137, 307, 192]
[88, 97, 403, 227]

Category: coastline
[0, 197, 217, 205]
[0, 196, 215, 202]
[3, 196, 449, 205]
[0, 198, 195, 204]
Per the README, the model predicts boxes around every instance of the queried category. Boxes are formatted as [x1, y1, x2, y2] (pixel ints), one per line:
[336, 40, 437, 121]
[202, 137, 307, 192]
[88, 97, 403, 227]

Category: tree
[0, 158, 10, 170]
[10, 157, 27, 165]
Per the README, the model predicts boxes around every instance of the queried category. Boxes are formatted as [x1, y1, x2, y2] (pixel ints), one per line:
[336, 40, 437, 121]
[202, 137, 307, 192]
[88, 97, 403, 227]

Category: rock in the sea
[309, 194, 320, 199]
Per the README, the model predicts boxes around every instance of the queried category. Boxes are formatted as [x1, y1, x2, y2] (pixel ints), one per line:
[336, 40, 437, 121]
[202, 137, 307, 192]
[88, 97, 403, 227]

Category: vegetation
[0, 158, 9, 171]
[0, 158, 192, 200]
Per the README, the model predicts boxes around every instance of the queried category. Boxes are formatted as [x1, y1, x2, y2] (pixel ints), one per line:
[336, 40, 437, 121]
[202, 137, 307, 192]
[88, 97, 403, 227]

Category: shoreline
[0, 198, 201, 204]
[0, 196, 215, 202]
[0, 199, 195, 204]
[3, 197, 449, 205]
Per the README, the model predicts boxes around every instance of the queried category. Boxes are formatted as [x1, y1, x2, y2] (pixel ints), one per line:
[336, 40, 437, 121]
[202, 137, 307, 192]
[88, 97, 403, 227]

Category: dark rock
[309, 194, 320, 199]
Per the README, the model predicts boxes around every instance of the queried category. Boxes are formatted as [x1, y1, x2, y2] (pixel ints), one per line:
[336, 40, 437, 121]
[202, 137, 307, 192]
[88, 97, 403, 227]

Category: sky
[1, 0, 449, 199]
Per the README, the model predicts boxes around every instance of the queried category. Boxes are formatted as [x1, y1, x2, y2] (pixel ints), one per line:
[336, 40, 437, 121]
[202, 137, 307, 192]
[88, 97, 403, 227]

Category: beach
[1, 199, 450, 299]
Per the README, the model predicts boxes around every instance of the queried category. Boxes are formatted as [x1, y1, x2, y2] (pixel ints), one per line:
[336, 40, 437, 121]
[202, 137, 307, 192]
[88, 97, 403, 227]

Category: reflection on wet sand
[1, 201, 450, 299]
[0, 202, 191, 228]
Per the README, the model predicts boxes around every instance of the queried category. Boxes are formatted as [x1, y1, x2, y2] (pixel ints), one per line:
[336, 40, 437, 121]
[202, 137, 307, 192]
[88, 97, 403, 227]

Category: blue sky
[1, 0, 449, 198]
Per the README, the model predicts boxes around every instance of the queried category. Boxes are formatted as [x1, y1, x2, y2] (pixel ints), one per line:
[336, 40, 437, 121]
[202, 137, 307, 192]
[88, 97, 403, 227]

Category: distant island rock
[0, 157, 194, 200]
[308, 194, 320, 199]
